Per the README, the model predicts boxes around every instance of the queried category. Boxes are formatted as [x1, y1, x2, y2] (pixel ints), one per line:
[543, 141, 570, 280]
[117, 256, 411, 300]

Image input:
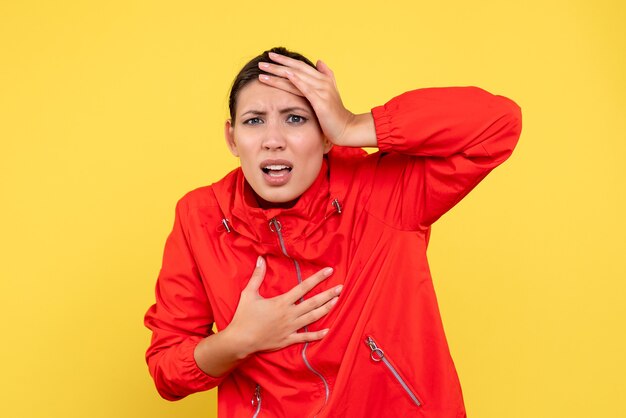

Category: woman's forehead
[236, 81, 313, 114]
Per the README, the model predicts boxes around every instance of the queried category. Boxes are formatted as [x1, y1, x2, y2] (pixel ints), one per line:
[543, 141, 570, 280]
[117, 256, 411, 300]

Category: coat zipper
[251, 384, 262, 418]
[269, 217, 331, 412]
[364, 336, 423, 407]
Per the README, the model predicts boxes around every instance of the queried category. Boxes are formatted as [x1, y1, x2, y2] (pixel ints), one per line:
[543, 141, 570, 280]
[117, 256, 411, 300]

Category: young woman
[145, 47, 522, 417]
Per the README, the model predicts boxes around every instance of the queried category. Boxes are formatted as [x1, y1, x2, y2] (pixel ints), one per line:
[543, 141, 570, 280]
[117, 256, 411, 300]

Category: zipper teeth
[270, 218, 331, 411]
[251, 385, 261, 418]
[365, 336, 422, 407]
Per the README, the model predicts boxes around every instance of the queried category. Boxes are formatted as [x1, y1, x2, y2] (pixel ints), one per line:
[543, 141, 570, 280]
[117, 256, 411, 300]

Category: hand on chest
[198, 217, 346, 329]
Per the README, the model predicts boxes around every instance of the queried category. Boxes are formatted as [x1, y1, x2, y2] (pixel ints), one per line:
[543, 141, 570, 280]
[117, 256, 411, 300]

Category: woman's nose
[262, 124, 286, 151]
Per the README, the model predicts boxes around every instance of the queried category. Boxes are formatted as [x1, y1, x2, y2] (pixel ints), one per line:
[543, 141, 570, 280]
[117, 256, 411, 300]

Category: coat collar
[211, 147, 366, 243]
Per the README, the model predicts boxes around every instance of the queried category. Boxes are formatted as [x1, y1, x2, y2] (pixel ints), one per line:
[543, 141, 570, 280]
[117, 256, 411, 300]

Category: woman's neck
[254, 193, 300, 210]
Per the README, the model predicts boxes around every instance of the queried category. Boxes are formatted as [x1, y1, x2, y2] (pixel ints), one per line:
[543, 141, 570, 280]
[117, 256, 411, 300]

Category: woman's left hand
[258, 52, 376, 148]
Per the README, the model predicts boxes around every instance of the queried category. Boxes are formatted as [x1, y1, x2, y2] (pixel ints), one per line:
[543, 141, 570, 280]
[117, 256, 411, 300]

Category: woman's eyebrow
[240, 106, 311, 118]
[240, 109, 266, 118]
[279, 106, 311, 115]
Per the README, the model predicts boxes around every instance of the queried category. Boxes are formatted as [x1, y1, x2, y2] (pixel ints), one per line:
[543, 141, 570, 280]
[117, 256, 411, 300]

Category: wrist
[220, 324, 256, 360]
[338, 112, 376, 148]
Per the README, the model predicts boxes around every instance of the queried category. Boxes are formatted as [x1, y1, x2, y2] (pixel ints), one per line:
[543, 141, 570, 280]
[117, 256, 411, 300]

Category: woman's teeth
[262, 165, 292, 175]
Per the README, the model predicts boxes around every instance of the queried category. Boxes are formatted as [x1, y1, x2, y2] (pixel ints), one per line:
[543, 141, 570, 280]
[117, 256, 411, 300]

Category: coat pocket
[364, 335, 423, 408]
[251, 384, 262, 418]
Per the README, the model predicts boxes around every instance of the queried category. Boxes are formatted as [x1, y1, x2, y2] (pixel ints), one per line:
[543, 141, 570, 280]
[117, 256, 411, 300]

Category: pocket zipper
[251, 384, 262, 418]
[364, 336, 423, 407]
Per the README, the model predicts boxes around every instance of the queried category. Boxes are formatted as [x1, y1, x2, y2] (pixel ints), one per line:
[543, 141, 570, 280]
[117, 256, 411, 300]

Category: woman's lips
[260, 160, 293, 186]
[262, 168, 292, 186]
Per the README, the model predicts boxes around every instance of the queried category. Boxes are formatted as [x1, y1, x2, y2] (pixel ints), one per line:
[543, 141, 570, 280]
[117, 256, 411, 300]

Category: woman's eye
[286, 114, 307, 124]
[243, 117, 263, 125]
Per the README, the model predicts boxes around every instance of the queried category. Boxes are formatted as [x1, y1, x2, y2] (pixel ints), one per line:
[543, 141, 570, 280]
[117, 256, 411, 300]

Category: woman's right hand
[257, 52, 377, 148]
[225, 256, 342, 357]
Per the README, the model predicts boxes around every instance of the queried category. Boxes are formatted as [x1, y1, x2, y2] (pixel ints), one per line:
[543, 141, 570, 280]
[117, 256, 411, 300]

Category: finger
[258, 74, 304, 97]
[258, 61, 294, 79]
[245, 256, 266, 293]
[287, 328, 330, 344]
[279, 71, 329, 111]
[293, 297, 339, 329]
[284, 267, 334, 302]
[268, 52, 324, 79]
[293, 285, 342, 317]
[316, 59, 337, 88]
[259, 62, 326, 92]
[315, 60, 334, 77]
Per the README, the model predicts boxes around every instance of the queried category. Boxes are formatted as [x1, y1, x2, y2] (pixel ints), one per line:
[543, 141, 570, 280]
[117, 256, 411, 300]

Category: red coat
[145, 86, 522, 417]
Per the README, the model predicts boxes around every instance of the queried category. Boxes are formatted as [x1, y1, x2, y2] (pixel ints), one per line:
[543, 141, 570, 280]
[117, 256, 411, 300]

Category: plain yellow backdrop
[1, 0, 625, 417]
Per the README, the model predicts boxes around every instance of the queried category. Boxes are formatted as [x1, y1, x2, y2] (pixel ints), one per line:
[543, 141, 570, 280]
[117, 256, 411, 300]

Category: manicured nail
[323, 267, 334, 276]
[335, 285, 343, 295]
[330, 297, 339, 306]
[321, 328, 330, 336]
[259, 62, 270, 69]
[259, 74, 270, 81]
[257, 256, 264, 267]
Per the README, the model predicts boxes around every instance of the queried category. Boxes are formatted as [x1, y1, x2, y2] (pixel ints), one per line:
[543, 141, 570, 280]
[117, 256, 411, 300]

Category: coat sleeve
[365, 86, 522, 230]
[144, 198, 226, 400]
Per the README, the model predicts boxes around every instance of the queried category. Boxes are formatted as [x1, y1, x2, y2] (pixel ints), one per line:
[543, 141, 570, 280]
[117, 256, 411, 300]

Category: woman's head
[228, 47, 315, 123]
[225, 47, 332, 206]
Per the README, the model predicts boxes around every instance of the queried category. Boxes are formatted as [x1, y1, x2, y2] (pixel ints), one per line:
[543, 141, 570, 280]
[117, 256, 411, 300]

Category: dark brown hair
[228, 47, 315, 122]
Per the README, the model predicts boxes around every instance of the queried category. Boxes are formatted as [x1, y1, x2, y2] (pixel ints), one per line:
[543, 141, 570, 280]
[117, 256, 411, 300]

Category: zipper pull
[221, 218, 231, 233]
[365, 336, 385, 362]
[331, 198, 342, 214]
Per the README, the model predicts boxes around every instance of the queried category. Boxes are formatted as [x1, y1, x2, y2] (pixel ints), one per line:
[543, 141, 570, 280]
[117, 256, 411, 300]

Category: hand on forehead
[252, 51, 353, 148]
[257, 52, 327, 98]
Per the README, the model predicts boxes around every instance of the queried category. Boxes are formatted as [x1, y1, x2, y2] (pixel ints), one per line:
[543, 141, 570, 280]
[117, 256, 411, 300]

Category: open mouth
[261, 164, 293, 177]
[260, 160, 293, 186]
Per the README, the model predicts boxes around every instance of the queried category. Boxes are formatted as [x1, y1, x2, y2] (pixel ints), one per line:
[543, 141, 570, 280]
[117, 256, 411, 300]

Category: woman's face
[225, 81, 332, 205]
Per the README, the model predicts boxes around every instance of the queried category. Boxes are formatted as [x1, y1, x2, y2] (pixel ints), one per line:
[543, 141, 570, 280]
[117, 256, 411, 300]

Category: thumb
[245, 256, 266, 293]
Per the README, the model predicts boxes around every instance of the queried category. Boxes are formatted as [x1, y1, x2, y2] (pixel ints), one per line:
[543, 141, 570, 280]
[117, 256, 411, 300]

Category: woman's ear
[224, 119, 239, 157]
[323, 137, 334, 154]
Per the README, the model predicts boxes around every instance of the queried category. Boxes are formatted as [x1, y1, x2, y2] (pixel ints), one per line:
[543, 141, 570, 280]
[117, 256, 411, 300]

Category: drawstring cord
[219, 198, 342, 234]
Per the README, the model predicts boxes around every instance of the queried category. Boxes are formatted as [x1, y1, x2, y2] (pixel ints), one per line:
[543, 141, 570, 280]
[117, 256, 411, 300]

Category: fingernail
[257, 256, 264, 267]
[330, 297, 339, 306]
[323, 267, 334, 276]
[335, 285, 343, 294]
[322, 328, 330, 336]
[259, 74, 270, 81]
[259, 62, 270, 69]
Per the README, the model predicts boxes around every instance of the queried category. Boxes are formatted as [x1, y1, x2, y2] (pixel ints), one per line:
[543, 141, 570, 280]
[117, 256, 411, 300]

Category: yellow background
[1, 0, 625, 417]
